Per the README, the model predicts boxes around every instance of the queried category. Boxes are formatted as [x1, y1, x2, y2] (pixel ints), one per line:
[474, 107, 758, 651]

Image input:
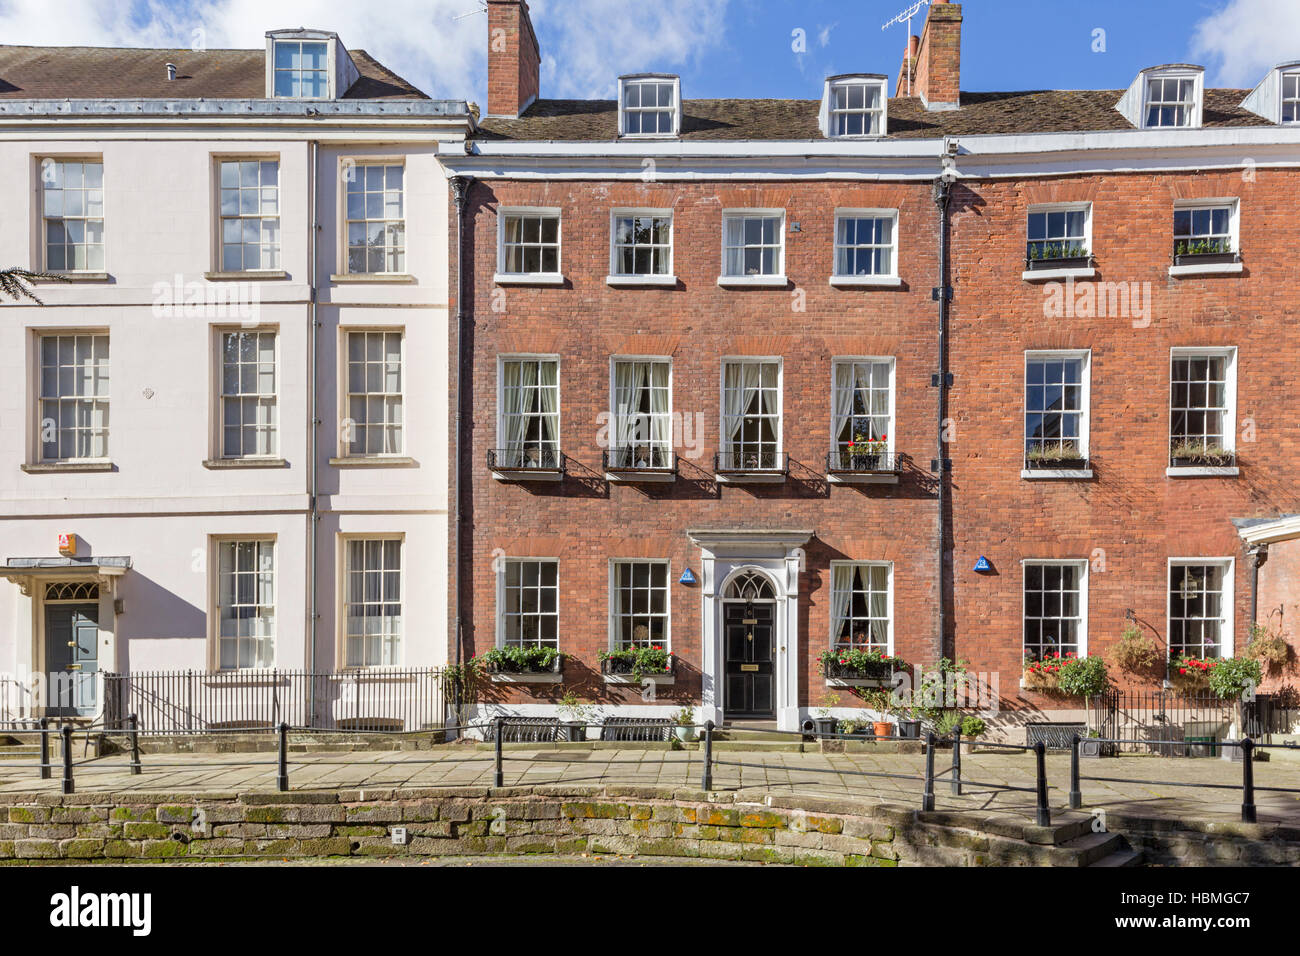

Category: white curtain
[649, 362, 670, 457]
[868, 566, 888, 646]
[832, 363, 854, 451]
[502, 360, 533, 462]
[537, 361, 559, 453]
[723, 362, 762, 456]
[613, 361, 645, 452]
[831, 565, 853, 647]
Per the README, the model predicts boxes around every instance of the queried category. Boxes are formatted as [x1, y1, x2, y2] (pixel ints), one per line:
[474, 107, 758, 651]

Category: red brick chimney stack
[914, 0, 962, 110]
[486, 0, 541, 118]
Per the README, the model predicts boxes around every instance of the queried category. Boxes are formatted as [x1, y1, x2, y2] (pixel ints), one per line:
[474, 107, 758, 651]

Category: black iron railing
[487, 446, 563, 472]
[714, 450, 789, 474]
[102, 668, 446, 734]
[603, 445, 676, 473]
[826, 450, 901, 475]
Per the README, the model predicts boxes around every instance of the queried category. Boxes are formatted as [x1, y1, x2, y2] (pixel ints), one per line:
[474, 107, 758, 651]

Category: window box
[1024, 455, 1088, 472]
[1025, 254, 1092, 272]
[603, 446, 676, 483]
[826, 450, 900, 484]
[480, 647, 564, 684]
[488, 447, 564, 481]
[1173, 251, 1239, 267]
[600, 649, 674, 684]
[820, 649, 905, 688]
[1169, 450, 1235, 469]
[714, 450, 788, 483]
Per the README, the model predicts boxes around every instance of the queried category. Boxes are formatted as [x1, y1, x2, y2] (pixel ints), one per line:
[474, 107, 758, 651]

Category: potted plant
[599, 645, 672, 681]
[838, 717, 871, 740]
[1109, 624, 1160, 680]
[1023, 651, 1073, 691]
[1026, 241, 1091, 271]
[1174, 237, 1238, 266]
[1169, 654, 1215, 695]
[820, 647, 906, 685]
[556, 688, 593, 742]
[1207, 656, 1264, 753]
[1024, 440, 1086, 470]
[813, 692, 841, 738]
[1246, 622, 1290, 669]
[842, 432, 888, 471]
[1169, 439, 1234, 468]
[478, 645, 563, 675]
[862, 689, 895, 739]
[672, 706, 697, 742]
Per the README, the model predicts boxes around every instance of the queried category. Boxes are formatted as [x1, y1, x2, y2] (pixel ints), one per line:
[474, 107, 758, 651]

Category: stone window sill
[203, 458, 288, 469]
[22, 460, 115, 473]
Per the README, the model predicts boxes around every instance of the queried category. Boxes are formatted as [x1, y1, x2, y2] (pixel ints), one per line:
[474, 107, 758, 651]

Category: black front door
[724, 602, 774, 719]
[45, 603, 99, 716]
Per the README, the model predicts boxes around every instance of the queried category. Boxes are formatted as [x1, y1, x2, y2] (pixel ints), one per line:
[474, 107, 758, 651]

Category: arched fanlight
[725, 570, 775, 602]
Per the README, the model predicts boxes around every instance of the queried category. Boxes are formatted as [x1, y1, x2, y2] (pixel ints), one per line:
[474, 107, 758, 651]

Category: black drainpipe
[932, 171, 954, 662]
[450, 175, 473, 717]
[1249, 543, 1268, 629]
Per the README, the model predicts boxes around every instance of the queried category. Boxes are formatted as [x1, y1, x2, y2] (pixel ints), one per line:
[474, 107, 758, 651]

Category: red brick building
[446, 0, 1300, 736]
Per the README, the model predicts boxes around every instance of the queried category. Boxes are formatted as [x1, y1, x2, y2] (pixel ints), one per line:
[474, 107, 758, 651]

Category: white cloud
[532, 0, 730, 98]
[1191, 0, 1300, 87]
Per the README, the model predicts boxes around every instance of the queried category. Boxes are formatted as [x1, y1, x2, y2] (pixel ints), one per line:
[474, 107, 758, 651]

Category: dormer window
[618, 75, 681, 137]
[821, 76, 888, 137]
[273, 40, 329, 97]
[1146, 75, 1197, 128]
[1283, 72, 1300, 123]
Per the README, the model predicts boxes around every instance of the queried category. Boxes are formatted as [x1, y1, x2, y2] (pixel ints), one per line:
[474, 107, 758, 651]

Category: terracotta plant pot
[873, 721, 895, 738]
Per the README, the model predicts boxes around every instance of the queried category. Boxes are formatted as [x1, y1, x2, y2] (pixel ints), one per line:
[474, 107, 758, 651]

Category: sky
[0, 0, 1295, 102]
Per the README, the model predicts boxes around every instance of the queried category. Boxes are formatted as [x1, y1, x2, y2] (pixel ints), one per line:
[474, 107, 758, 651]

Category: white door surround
[687, 528, 813, 732]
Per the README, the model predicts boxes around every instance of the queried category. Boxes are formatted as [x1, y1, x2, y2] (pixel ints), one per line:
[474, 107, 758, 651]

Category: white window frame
[1167, 346, 1238, 476]
[719, 356, 783, 468]
[36, 331, 110, 464]
[617, 74, 681, 138]
[495, 206, 563, 285]
[1282, 70, 1300, 124]
[607, 208, 674, 286]
[828, 560, 894, 655]
[1022, 349, 1091, 478]
[496, 557, 560, 649]
[339, 534, 404, 669]
[216, 157, 281, 273]
[718, 209, 786, 287]
[341, 160, 405, 276]
[829, 357, 895, 455]
[496, 354, 561, 467]
[269, 37, 332, 99]
[609, 356, 673, 468]
[1170, 199, 1242, 277]
[820, 75, 889, 138]
[1167, 557, 1235, 659]
[1021, 559, 1090, 662]
[339, 329, 405, 459]
[830, 208, 900, 286]
[1142, 69, 1203, 129]
[216, 327, 279, 461]
[1026, 202, 1092, 259]
[211, 536, 277, 671]
[39, 157, 105, 274]
[608, 559, 671, 652]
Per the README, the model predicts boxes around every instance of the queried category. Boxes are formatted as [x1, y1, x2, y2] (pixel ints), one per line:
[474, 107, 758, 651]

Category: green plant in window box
[1168, 654, 1215, 694]
[477, 645, 563, 674]
[598, 645, 671, 680]
[1023, 652, 1072, 691]
[1027, 242, 1089, 264]
[1025, 440, 1085, 468]
[819, 647, 906, 682]
[1169, 439, 1234, 467]
[1174, 237, 1232, 259]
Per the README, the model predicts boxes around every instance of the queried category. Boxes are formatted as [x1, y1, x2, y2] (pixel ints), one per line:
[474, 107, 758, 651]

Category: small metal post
[129, 713, 142, 775]
[60, 724, 74, 795]
[38, 717, 50, 780]
[701, 720, 714, 791]
[1068, 733, 1082, 810]
[493, 716, 505, 788]
[1034, 740, 1051, 827]
[922, 732, 936, 811]
[276, 721, 289, 792]
[950, 725, 962, 796]
[1240, 737, 1256, 824]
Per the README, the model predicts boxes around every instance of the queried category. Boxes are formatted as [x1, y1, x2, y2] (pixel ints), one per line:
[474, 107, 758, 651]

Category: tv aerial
[881, 0, 932, 96]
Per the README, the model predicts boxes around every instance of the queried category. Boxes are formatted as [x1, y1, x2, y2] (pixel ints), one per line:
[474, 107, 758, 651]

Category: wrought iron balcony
[714, 450, 789, 483]
[487, 446, 564, 481]
[603, 445, 677, 482]
[826, 449, 902, 483]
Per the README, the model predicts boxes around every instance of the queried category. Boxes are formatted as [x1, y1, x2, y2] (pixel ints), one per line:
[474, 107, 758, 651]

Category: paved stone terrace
[2, 745, 1297, 826]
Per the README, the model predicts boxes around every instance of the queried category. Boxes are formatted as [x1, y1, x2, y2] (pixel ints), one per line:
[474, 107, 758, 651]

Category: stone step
[1058, 831, 1126, 867]
[709, 741, 805, 752]
[1090, 847, 1145, 867]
